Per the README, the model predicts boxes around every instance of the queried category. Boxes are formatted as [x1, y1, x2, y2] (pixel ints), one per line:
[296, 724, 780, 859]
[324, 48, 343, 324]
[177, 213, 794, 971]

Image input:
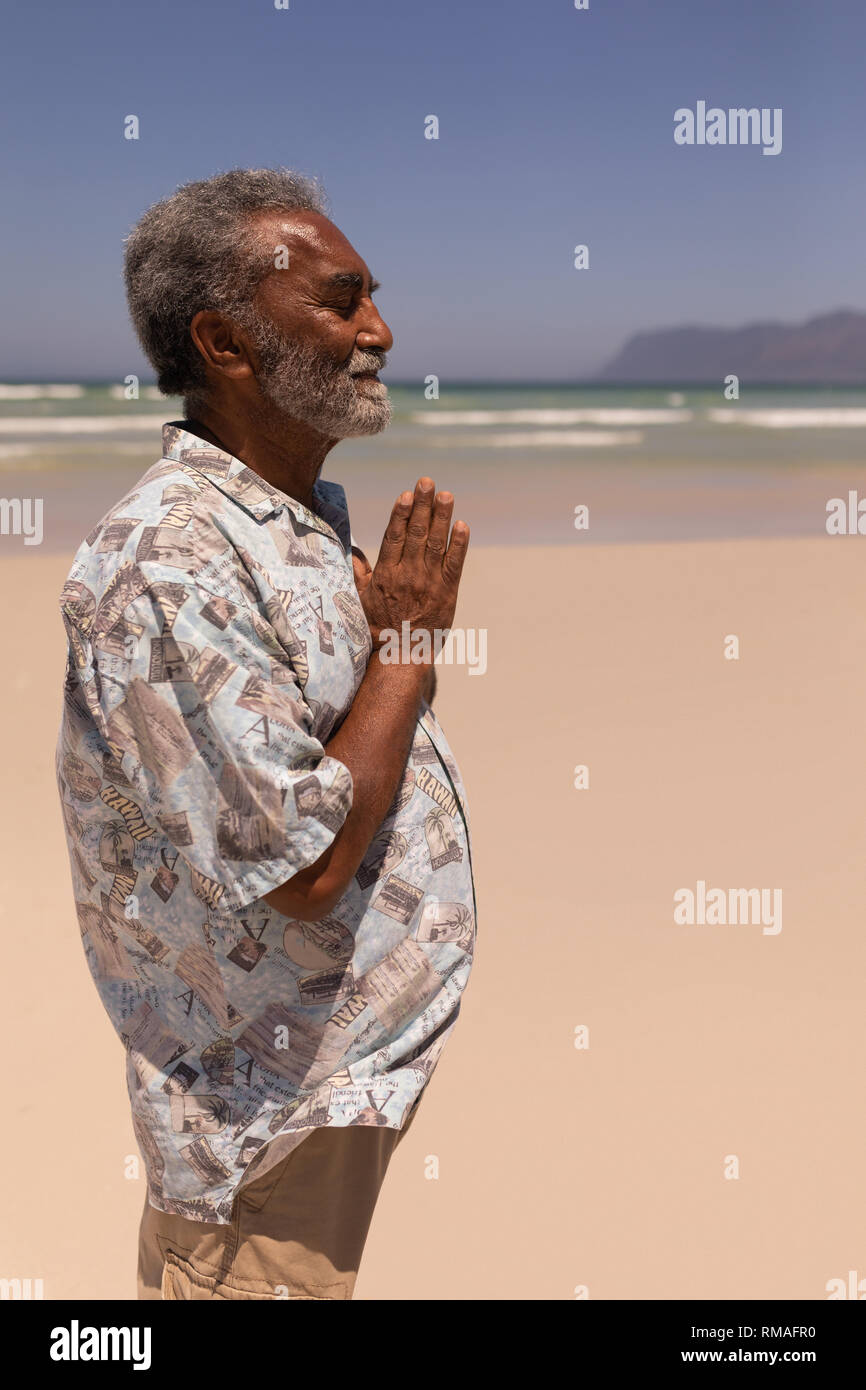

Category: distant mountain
[596, 310, 866, 384]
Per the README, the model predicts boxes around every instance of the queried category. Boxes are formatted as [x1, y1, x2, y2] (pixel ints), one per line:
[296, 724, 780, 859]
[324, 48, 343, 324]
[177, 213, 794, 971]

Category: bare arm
[421, 663, 437, 707]
[262, 478, 466, 922]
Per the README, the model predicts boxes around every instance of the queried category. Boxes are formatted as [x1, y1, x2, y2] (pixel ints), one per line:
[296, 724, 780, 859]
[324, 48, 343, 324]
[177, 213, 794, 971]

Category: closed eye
[331, 280, 381, 317]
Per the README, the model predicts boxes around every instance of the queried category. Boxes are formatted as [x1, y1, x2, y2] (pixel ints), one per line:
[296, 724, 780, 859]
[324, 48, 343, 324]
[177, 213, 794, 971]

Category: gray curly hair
[123, 167, 329, 407]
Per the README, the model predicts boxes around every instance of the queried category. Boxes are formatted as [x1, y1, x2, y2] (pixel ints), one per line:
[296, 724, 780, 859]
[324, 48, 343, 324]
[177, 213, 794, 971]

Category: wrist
[368, 621, 450, 664]
[370, 649, 432, 680]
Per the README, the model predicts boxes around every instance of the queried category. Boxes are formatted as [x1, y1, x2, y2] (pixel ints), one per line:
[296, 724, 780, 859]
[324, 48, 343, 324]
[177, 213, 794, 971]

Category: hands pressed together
[351, 477, 469, 653]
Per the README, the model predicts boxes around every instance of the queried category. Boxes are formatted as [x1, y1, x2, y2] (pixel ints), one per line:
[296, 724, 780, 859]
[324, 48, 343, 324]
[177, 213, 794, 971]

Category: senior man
[55, 168, 476, 1300]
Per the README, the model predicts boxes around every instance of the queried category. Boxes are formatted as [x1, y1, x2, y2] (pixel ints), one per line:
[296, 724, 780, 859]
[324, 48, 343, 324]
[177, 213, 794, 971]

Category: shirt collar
[160, 421, 352, 551]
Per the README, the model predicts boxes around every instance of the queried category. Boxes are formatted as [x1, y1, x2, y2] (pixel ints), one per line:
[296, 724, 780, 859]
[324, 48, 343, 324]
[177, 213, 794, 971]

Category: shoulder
[59, 459, 246, 610]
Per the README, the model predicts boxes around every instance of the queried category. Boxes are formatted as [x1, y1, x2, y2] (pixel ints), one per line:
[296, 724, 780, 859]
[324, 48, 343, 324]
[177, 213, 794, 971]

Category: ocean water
[1, 382, 864, 550]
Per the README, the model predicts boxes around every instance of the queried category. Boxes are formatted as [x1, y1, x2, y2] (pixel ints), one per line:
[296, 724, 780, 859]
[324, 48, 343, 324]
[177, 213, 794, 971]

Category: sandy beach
[2, 533, 863, 1300]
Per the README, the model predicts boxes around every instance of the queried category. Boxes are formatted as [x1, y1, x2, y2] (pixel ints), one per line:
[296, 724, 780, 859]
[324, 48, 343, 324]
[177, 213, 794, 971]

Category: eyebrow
[325, 272, 381, 294]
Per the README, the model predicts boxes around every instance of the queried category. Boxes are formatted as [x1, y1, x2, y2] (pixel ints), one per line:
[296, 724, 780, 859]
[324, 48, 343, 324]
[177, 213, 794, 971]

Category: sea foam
[0, 384, 85, 400]
[411, 408, 689, 426]
[426, 429, 643, 448]
[0, 416, 160, 434]
[708, 408, 866, 429]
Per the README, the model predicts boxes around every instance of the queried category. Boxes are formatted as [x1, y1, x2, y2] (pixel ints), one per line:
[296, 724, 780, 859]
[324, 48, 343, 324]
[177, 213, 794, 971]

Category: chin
[333, 402, 393, 439]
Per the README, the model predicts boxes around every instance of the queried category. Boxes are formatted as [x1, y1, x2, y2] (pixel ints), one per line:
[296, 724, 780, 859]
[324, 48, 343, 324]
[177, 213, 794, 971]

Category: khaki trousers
[137, 1105, 418, 1301]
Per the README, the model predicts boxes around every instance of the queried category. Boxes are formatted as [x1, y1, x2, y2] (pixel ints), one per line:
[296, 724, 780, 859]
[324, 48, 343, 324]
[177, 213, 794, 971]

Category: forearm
[421, 662, 436, 707]
[264, 475, 466, 922]
[263, 655, 428, 920]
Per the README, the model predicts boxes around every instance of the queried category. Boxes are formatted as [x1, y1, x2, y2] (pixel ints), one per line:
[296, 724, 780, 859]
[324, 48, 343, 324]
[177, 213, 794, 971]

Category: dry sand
[1, 536, 863, 1299]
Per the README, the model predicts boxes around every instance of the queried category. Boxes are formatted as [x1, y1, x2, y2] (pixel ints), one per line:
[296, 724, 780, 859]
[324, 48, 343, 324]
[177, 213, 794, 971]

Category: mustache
[345, 349, 388, 376]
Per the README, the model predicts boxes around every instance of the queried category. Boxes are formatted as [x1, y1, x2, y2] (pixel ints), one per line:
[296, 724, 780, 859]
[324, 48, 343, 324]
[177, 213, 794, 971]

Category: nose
[356, 301, 393, 353]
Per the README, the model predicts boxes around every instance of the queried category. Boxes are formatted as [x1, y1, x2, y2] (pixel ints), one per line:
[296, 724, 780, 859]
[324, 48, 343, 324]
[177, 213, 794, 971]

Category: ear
[189, 309, 255, 384]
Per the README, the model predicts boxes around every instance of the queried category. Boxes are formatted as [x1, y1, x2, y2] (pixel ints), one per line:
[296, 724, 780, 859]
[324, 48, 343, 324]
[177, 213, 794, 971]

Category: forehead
[247, 208, 367, 280]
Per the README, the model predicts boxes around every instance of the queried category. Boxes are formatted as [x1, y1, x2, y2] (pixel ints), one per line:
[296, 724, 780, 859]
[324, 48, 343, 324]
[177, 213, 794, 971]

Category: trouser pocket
[161, 1248, 275, 1300]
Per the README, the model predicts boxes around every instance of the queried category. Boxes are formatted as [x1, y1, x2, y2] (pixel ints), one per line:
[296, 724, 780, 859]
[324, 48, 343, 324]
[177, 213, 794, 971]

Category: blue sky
[1, 0, 863, 380]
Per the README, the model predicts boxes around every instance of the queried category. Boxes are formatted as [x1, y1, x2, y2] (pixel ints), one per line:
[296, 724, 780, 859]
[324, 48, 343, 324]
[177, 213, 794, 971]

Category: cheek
[308, 313, 355, 360]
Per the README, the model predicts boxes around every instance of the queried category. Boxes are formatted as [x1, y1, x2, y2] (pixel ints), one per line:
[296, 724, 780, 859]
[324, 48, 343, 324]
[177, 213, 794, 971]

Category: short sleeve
[76, 573, 353, 913]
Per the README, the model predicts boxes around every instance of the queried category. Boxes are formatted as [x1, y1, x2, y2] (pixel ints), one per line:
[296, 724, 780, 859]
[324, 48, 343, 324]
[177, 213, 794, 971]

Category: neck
[189, 400, 338, 511]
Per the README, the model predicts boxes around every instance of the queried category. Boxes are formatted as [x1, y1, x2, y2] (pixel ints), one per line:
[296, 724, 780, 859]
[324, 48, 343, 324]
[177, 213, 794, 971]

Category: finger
[351, 553, 371, 591]
[350, 544, 372, 575]
[351, 545, 372, 586]
[442, 520, 470, 585]
[425, 491, 454, 564]
[377, 491, 414, 566]
[402, 477, 436, 559]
